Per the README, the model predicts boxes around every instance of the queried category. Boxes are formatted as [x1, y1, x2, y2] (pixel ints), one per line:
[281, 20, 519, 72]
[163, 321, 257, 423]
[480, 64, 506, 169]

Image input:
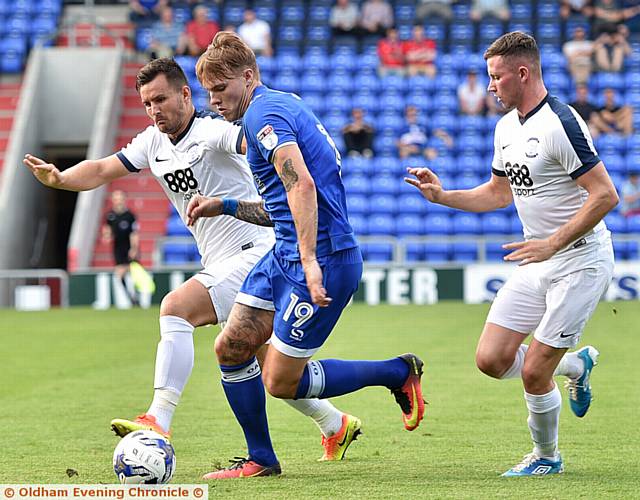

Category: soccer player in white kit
[23, 58, 360, 461]
[405, 32, 619, 476]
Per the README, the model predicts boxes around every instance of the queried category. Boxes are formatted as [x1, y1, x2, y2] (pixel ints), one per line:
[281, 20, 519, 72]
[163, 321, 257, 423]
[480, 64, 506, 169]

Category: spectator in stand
[403, 24, 437, 78]
[597, 87, 634, 135]
[416, 0, 454, 22]
[620, 171, 640, 217]
[149, 6, 188, 59]
[570, 83, 613, 138]
[129, 0, 168, 23]
[377, 27, 405, 76]
[560, 0, 593, 19]
[238, 9, 272, 57]
[458, 69, 486, 115]
[397, 105, 452, 159]
[470, 0, 510, 21]
[183, 5, 219, 56]
[594, 24, 632, 72]
[342, 108, 375, 158]
[592, 0, 640, 37]
[360, 0, 394, 37]
[329, 0, 360, 38]
[563, 26, 594, 84]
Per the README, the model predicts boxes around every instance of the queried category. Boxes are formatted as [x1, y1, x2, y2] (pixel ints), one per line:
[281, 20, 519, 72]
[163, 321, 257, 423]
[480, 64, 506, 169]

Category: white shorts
[193, 240, 272, 323]
[486, 239, 614, 349]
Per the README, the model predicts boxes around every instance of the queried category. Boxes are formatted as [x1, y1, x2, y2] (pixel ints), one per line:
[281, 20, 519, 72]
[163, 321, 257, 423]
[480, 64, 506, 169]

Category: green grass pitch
[1, 301, 639, 499]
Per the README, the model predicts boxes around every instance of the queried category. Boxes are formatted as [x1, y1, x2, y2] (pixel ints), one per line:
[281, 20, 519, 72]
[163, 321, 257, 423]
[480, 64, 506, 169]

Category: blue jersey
[243, 85, 358, 261]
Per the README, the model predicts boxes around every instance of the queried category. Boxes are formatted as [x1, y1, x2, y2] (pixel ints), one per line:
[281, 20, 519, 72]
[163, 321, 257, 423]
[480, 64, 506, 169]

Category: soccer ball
[113, 430, 176, 484]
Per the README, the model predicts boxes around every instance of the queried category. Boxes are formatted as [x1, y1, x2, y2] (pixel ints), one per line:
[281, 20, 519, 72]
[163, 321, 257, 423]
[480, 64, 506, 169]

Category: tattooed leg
[214, 303, 274, 365]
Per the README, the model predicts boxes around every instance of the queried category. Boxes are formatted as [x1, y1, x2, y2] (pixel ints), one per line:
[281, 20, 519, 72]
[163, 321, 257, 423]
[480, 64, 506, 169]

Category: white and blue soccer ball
[113, 430, 176, 484]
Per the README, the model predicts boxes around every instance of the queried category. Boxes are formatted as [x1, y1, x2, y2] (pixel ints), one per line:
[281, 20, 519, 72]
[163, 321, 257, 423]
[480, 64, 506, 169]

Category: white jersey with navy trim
[491, 95, 608, 250]
[117, 110, 275, 267]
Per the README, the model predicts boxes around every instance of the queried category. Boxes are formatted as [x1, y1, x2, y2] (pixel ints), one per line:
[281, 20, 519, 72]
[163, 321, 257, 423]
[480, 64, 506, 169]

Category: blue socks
[219, 357, 278, 467]
[295, 358, 409, 400]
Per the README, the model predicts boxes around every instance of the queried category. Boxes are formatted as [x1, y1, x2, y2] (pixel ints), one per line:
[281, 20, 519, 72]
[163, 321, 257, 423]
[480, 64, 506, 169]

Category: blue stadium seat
[601, 153, 626, 175]
[605, 213, 628, 233]
[479, 22, 503, 46]
[322, 113, 348, 137]
[306, 25, 330, 44]
[595, 72, 625, 92]
[406, 243, 425, 262]
[538, 1, 560, 21]
[302, 52, 329, 72]
[362, 242, 393, 262]
[486, 242, 509, 261]
[353, 73, 380, 93]
[628, 241, 640, 260]
[482, 213, 511, 234]
[613, 240, 629, 260]
[299, 71, 326, 94]
[343, 174, 370, 195]
[330, 52, 357, 71]
[373, 135, 398, 156]
[369, 193, 397, 215]
[375, 156, 401, 174]
[282, 4, 305, 22]
[545, 71, 571, 93]
[308, 5, 330, 22]
[406, 91, 433, 111]
[431, 112, 459, 134]
[342, 156, 372, 175]
[397, 193, 428, 215]
[424, 22, 446, 44]
[378, 113, 406, 135]
[451, 242, 478, 262]
[453, 173, 482, 190]
[367, 214, 395, 236]
[380, 75, 408, 93]
[395, 214, 424, 236]
[511, 3, 532, 20]
[222, 6, 244, 25]
[511, 215, 523, 234]
[254, 6, 276, 22]
[325, 93, 352, 113]
[424, 213, 452, 235]
[272, 73, 299, 94]
[352, 92, 379, 115]
[346, 194, 369, 216]
[451, 213, 481, 235]
[358, 52, 379, 72]
[370, 174, 399, 195]
[303, 93, 324, 115]
[424, 242, 451, 262]
[379, 92, 406, 113]
[457, 115, 486, 135]
[0, 49, 23, 72]
[348, 213, 368, 235]
[166, 216, 189, 236]
[164, 242, 192, 264]
[450, 23, 474, 46]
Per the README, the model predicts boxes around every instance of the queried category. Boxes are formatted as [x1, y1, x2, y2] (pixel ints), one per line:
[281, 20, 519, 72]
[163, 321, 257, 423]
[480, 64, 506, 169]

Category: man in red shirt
[184, 5, 220, 56]
[377, 27, 405, 76]
[403, 24, 437, 78]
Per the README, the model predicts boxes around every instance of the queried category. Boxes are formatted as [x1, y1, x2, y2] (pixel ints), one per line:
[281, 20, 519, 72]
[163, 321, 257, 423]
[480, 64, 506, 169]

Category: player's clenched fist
[186, 194, 223, 226]
[23, 154, 65, 189]
[404, 167, 444, 202]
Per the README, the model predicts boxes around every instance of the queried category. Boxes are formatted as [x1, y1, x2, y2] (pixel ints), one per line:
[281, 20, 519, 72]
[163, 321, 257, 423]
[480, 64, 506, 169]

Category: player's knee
[475, 351, 508, 379]
[214, 329, 254, 365]
[262, 372, 297, 399]
[160, 290, 183, 318]
[521, 364, 546, 391]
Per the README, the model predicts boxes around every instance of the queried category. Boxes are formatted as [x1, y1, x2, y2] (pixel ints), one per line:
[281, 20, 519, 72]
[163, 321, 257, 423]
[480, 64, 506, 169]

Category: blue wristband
[222, 198, 239, 216]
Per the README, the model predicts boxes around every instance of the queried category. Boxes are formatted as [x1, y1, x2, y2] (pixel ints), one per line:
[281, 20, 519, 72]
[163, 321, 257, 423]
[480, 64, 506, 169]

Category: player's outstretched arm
[186, 194, 274, 227]
[23, 154, 129, 191]
[273, 143, 331, 307]
[405, 167, 513, 213]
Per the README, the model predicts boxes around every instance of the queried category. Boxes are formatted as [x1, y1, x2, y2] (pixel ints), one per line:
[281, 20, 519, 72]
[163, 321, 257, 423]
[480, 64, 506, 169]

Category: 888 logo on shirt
[163, 167, 199, 193]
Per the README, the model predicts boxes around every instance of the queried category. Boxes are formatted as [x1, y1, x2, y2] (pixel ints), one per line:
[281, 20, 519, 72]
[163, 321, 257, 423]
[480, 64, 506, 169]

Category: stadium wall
[66, 262, 640, 308]
[0, 47, 123, 276]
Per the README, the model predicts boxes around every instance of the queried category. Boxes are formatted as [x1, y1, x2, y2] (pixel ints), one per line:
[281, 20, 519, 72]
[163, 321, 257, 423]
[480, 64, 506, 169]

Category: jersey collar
[250, 85, 268, 105]
[170, 109, 197, 145]
[519, 93, 549, 125]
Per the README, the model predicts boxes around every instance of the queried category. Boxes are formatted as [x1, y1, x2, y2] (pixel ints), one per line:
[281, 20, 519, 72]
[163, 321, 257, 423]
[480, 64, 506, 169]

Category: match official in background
[103, 189, 140, 306]
[406, 31, 618, 477]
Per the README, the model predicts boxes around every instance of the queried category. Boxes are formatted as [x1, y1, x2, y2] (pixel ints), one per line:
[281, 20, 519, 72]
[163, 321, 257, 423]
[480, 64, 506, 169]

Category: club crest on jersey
[186, 142, 204, 165]
[257, 124, 278, 150]
[525, 137, 540, 158]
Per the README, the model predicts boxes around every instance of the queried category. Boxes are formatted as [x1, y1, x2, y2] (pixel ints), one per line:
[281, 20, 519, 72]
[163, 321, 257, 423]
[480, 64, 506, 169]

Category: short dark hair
[136, 58, 188, 92]
[484, 31, 541, 74]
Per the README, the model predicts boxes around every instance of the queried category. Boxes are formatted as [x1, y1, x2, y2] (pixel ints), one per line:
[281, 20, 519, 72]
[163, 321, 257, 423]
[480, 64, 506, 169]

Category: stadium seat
[369, 193, 397, 215]
[325, 93, 352, 113]
[482, 213, 512, 234]
[343, 174, 370, 195]
[424, 242, 451, 262]
[452, 242, 478, 262]
[605, 213, 628, 233]
[346, 194, 369, 215]
[362, 242, 393, 262]
[486, 241, 509, 261]
[406, 242, 424, 262]
[166, 216, 189, 236]
[367, 214, 395, 236]
[348, 213, 368, 235]
[395, 214, 424, 236]
[424, 213, 452, 235]
[164, 242, 192, 264]
[451, 213, 481, 235]
[370, 174, 400, 195]
[397, 193, 428, 215]
[612, 240, 629, 260]
[595, 72, 625, 92]
[352, 92, 379, 115]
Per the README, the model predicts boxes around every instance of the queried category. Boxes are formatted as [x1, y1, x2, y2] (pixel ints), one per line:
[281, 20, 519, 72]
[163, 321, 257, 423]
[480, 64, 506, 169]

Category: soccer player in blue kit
[186, 31, 426, 479]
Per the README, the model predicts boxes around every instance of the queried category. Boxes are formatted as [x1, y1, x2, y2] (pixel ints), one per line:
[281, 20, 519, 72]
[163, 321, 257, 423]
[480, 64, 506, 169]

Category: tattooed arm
[186, 196, 273, 227]
[273, 143, 331, 307]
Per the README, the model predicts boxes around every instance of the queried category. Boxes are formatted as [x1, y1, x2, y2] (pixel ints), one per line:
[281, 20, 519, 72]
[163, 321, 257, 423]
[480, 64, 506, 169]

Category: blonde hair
[196, 31, 260, 87]
[484, 31, 541, 75]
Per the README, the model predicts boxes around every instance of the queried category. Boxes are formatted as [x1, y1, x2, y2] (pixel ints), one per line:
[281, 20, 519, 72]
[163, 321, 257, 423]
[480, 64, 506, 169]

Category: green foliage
[1, 302, 638, 499]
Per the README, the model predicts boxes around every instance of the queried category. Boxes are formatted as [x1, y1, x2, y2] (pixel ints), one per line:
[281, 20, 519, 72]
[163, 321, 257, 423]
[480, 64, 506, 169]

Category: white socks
[500, 344, 529, 379]
[283, 399, 344, 437]
[524, 384, 562, 460]
[554, 351, 585, 379]
[501, 344, 584, 380]
[148, 315, 195, 431]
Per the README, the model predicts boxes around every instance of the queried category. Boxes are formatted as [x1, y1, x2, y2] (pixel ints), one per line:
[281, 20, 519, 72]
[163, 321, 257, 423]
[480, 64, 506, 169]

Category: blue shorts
[236, 247, 363, 358]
